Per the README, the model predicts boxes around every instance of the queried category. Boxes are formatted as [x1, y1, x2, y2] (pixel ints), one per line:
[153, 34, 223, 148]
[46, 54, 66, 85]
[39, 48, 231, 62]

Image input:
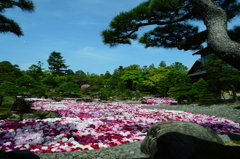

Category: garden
[0, 96, 240, 153]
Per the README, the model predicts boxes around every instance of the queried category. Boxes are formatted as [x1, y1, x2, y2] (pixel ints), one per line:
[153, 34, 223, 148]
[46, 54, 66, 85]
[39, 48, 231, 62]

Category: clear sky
[0, 0, 239, 75]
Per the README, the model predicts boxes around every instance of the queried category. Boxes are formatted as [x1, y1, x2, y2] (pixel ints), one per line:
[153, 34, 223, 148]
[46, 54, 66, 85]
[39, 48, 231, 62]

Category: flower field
[0, 97, 240, 153]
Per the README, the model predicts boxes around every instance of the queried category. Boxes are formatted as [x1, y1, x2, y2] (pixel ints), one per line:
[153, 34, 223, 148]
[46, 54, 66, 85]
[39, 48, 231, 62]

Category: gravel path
[141, 104, 240, 124]
[35, 104, 240, 159]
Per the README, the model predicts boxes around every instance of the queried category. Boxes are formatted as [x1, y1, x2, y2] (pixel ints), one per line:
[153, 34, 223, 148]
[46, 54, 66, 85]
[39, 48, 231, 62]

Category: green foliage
[0, 0, 35, 36]
[98, 88, 112, 100]
[192, 78, 215, 105]
[204, 53, 240, 99]
[159, 60, 167, 68]
[15, 75, 36, 89]
[169, 62, 188, 72]
[41, 75, 58, 88]
[1, 101, 13, 108]
[237, 96, 240, 101]
[47, 51, 69, 76]
[81, 87, 92, 96]
[30, 83, 49, 98]
[0, 81, 20, 96]
[25, 61, 44, 81]
[57, 82, 80, 95]
[167, 73, 193, 103]
[0, 61, 23, 83]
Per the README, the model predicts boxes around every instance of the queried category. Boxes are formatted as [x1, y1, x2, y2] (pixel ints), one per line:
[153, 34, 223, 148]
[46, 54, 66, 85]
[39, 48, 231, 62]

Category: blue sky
[0, 0, 239, 75]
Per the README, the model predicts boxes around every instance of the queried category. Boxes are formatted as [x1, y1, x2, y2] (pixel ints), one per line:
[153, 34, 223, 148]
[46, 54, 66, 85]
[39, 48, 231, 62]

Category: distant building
[187, 51, 212, 82]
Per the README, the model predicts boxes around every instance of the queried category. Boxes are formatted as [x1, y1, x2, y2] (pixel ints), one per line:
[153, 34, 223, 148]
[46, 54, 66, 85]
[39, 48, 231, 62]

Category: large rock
[140, 121, 224, 159]
[0, 150, 40, 159]
[22, 113, 40, 120]
[2, 109, 60, 122]
[9, 98, 30, 113]
[6, 113, 21, 122]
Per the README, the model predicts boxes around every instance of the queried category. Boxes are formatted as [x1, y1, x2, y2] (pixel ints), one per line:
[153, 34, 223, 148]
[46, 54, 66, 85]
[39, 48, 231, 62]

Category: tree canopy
[0, 0, 35, 36]
[101, 0, 240, 70]
[47, 51, 69, 76]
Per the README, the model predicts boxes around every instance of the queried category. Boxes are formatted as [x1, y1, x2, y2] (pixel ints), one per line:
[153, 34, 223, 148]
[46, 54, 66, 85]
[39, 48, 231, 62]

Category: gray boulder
[45, 111, 60, 118]
[140, 121, 224, 159]
[9, 98, 30, 113]
[22, 113, 40, 120]
[6, 111, 21, 122]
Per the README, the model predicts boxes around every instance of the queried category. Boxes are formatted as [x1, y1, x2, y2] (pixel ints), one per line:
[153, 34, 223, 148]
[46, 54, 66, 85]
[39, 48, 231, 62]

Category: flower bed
[0, 97, 239, 153]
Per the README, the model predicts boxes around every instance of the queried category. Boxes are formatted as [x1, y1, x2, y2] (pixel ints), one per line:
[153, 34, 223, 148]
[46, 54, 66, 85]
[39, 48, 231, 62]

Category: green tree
[0, 61, 23, 83]
[87, 73, 104, 86]
[41, 75, 58, 89]
[25, 61, 44, 81]
[0, 81, 20, 106]
[101, 0, 240, 71]
[104, 71, 111, 80]
[65, 69, 74, 76]
[57, 82, 80, 95]
[74, 70, 88, 86]
[159, 60, 167, 68]
[15, 75, 36, 90]
[148, 63, 155, 71]
[169, 62, 188, 72]
[30, 83, 49, 98]
[47, 51, 69, 76]
[0, 0, 35, 36]
[191, 78, 215, 105]
[141, 67, 170, 95]
[121, 64, 143, 90]
[167, 73, 193, 103]
[204, 54, 240, 100]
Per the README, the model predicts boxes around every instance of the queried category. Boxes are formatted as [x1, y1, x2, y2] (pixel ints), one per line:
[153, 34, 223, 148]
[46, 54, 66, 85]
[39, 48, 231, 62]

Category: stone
[45, 111, 60, 118]
[6, 112, 21, 122]
[140, 121, 224, 159]
[9, 98, 30, 113]
[2, 109, 60, 122]
[0, 150, 40, 159]
[22, 113, 40, 120]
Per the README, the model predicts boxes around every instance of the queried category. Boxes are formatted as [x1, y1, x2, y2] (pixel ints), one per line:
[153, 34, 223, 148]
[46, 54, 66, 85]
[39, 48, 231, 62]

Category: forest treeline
[1, 51, 240, 105]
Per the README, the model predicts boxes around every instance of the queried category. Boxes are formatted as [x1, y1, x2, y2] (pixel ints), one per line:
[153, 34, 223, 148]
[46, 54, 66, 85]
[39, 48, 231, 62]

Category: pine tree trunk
[190, 0, 240, 71]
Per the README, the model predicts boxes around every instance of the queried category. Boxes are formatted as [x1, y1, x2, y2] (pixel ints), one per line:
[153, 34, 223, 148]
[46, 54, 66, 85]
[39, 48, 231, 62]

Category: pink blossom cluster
[0, 97, 239, 153]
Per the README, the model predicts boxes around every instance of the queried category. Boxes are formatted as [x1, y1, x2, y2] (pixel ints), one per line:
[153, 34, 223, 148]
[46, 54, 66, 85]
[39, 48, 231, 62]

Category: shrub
[237, 96, 240, 101]
[81, 87, 92, 95]
[98, 88, 111, 100]
[192, 78, 215, 105]
[124, 89, 134, 100]
[1, 101, 13, 108]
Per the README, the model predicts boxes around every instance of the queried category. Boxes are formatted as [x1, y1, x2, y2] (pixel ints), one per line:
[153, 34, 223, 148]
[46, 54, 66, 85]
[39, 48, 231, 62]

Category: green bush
[237, 96, 240, 101]
[1, 101, 13, 108]
[124, 89, 134, 100]
[81, 87, 92, 95]
[192, 78, 215, 105]
[98, 88, 111, 100]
